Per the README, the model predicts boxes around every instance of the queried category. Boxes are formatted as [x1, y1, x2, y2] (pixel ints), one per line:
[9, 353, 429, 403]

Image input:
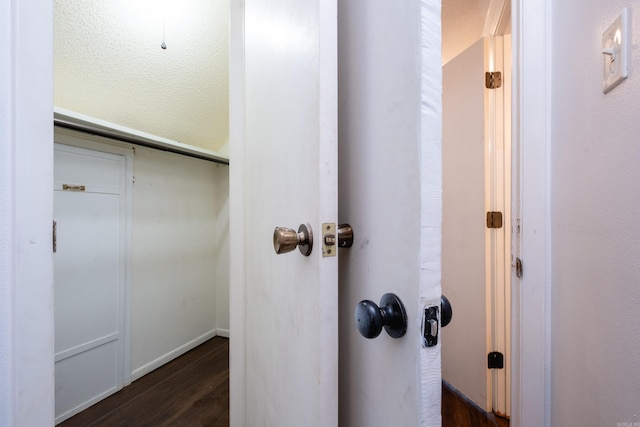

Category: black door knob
[355, 293, 407, 339]
[441, 294, 453, 327]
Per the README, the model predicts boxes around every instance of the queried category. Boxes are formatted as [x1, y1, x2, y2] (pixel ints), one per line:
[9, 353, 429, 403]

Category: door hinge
[516, 257, 523, 278]
[488, 351, 504, 369]
[485, 71, 502, 89]
[486, 211, 503, 229]
[53, 220, 57, 253]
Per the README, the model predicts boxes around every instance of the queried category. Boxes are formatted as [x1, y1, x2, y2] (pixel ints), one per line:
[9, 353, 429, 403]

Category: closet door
[54, 144, 126, 424]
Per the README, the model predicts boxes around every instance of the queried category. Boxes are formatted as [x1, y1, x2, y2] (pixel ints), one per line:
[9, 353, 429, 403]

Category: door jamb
[511, 0, 551, 425]
[484, 34, 511, 418]
[1, 0, 54, 425]
[228, 0, 246, 425]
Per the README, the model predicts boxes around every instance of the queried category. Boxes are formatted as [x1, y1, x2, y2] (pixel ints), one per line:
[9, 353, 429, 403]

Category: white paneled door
[230, 0, 339, 424]
[54, 144, 126, 424]
[230, 0, 442, 425]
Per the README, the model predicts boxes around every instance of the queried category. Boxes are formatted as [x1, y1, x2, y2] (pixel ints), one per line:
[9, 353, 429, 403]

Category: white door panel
[55, 149, 122, 193]
[54, 144, 126, 424]
[233, 0, 338, 425]
[54, 341, 119, 417]
[338, 0, 440, 426]
[54, 191, 120, 352]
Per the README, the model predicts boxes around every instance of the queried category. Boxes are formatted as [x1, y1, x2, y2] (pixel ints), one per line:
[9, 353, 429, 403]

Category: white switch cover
[602, 9, 629, 94]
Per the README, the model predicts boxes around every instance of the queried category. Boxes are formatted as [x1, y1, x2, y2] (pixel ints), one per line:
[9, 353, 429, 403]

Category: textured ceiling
[55, 0, 498, 151]
[442, 0, 491, 64]
[54, 0, 229, 154]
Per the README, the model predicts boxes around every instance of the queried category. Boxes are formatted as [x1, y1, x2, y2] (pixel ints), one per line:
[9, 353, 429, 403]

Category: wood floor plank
[442, 380, 510, 427]
[59, 337, 229, 427]
[61, 337, 509, 427]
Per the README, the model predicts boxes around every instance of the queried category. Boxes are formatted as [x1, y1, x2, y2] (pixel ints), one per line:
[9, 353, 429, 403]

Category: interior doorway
[441, 0, 513, 420]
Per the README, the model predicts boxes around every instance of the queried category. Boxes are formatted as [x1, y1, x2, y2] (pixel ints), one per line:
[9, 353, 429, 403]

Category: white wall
[130, 146, 228, 378]
[550, 2, 640, 425]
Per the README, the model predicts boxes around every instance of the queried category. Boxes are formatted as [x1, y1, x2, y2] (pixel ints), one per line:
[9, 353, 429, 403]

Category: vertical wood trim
[123, 145, 134, 387]
[317, 0, 339, 423]
[484, 36, 496, 413]
[484, 0, 509, 36]
[0, 1, 15, 422]
[228, 0, 246, 425]
[419, 0, 443, 425]
[511, 0, 551, 425]
[485, 35, 511, 417]
[0, 0, 55, 425]
[503, 33, 513, 418]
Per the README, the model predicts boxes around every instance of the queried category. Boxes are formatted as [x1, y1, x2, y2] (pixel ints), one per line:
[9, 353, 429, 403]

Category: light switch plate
[602, 9, 629, 94]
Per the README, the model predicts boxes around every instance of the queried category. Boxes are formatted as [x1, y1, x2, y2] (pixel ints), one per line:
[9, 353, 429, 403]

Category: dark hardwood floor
[60, 336, 507, 427]
[59, 336, 229, 427]
[442, 380, 509, 427]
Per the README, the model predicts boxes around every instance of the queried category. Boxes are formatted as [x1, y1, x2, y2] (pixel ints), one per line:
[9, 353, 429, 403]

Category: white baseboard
[216, 328, 230, 338]
[131, 329, 217, 381]
[55, 385, 119, 425]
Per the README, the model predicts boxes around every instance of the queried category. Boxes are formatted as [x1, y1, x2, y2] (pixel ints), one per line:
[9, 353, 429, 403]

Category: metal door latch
[53, 220, 57, 253]
[422, 305, 439, 347]
[322, 223, 354, 257]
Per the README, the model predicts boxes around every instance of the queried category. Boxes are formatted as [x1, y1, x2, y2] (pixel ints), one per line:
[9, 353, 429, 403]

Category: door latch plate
[422, 305, 439, 347]
[322, 223, 336, 257]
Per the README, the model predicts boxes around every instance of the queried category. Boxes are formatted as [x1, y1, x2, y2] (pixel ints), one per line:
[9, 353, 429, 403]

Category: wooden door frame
[0, 0, 551, 425]
[511, 0, 551, 425]
[0, 0, 55, 425]
[228, 0, 246, 424]
[485, 34, 511, 417]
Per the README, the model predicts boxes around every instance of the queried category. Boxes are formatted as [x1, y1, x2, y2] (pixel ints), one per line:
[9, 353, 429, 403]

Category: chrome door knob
[355, 293, 407, 339]
[273, 223, 313, 256]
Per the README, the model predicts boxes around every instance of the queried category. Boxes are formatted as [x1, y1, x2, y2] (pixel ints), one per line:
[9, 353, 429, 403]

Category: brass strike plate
[322, 223, 337, 257]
